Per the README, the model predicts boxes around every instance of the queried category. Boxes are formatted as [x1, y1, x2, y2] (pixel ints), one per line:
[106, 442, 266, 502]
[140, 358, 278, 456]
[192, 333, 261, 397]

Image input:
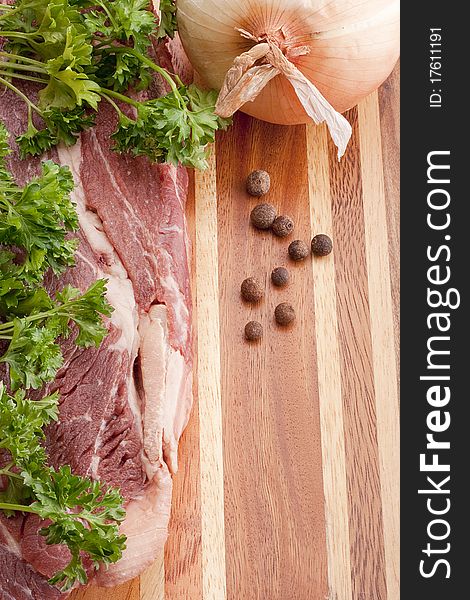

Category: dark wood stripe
[378, 62, 401, 380]
[215, 113, 328, 600]
[329, 108, 387, 600]
[165, 173, 203, 600]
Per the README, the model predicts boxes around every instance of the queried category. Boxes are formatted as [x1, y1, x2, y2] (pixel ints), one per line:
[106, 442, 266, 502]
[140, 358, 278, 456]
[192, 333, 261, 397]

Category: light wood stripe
[306, 123, 353, 600]
[358, 92, 400, 600]
[194, 147, 227, 600]
[71, 579, 140, 600]
[140, 553, 164, 600]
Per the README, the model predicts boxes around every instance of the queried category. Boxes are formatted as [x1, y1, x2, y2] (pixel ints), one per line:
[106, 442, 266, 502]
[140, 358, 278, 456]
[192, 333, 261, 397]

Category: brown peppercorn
[271, 266, 289, 287]
[275, 302, 296, 326]
[272, 215, 294, 238]
[244, 321, 263, 341]
[246, 170, 270, 196]
[250, 203, 276, 230]
[240, 277, 264, 303]
[311, 234, 333, 256]
[288, 240, 309, 261]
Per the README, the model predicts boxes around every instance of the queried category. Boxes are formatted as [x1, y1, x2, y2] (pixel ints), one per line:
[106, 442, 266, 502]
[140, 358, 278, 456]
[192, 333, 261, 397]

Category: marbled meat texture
[0, 37, 193, 600]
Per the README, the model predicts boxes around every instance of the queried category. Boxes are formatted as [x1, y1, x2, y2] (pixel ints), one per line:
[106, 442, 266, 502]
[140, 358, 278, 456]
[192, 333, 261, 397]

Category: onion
[176, 0, 400, 158]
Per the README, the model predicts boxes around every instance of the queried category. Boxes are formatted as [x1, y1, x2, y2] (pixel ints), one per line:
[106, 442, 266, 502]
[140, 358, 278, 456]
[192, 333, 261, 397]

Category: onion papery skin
[177, 0, 400, 125]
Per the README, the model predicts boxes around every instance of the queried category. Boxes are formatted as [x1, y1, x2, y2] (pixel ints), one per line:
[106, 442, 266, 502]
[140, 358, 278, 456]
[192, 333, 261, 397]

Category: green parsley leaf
[54, 280, 113, 346]
[44, 106, 97, 146]
[0, 383, 126, 590]
[0, 123, 14, 187]
[0, 158, 78, 283]
[0, 383, 59, 513]
[112, 84, 231, 168]
[0, 382, 58, 470]
[157, 0, 177, 39]
[0, 279, 112, 390]
[16, 107, 96, 157]
[39, 67, 101, 111]
[91, 50, 152, 92]
[32, 464, 126, 590]
[16, 125, 57, 160]
[0, 124, 124, 591]
[2, 0, 89, 62]
[0, 318, 65, 391]
[1, 1, 230, 168]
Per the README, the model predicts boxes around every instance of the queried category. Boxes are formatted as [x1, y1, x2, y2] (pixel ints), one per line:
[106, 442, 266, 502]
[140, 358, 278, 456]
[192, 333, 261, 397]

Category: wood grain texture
[329, 108, 387, 600]
[306, 123, 352, 600]
[194, 149, 227, 600]
[215, 115, 328, 600]
[163, 173, 203, 600]
[140, 554, 164, 600]
[358, 93, 400, 600]
[378, 62, 400, 380]
[71, 579, 140, 600]
[72, 69, 399, 600]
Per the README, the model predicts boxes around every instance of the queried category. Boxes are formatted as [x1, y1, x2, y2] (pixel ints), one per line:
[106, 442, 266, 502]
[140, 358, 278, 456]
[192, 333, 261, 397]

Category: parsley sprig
[0, 123, 125, 590]
[157, 0, 177, 39]
[0, 123, 112, 390]
[0, 0, 230, 168]
[0, 383, 126, 591]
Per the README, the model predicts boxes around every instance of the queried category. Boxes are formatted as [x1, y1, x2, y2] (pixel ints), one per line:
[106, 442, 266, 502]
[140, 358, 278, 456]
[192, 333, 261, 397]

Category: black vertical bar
[401, 3, 468, 598]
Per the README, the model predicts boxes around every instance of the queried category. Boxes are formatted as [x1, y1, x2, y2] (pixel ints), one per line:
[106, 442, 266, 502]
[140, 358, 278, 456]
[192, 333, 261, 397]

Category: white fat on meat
[57, 142, 193, 585]
[139, 305, 189, 475]
[57, 144, 139, 351]
[95, 466, 172, 586]
[139, 305, 167, 467]
[57, 144, 146, 475]
[58, 140, 188, 475]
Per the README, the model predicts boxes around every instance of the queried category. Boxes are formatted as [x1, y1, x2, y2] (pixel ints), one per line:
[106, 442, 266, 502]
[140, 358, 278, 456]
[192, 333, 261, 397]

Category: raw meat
[0, 46, 193, 600]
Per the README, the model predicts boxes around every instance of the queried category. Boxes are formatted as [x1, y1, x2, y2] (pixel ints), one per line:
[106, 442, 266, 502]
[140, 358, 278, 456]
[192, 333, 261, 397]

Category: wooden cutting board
[72, 63, 399, 600]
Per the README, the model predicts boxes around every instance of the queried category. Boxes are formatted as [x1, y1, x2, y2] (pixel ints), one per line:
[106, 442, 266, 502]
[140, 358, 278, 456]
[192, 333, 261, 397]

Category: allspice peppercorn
[241, 277, 264, 303]
[244, 321, 263, 341]
[246, 170, 270, 196]
[288, 240, 309, 261]
[250, 203, 276, 230]
[272, 215, 294, 238]
[275, 302, 296, 326]
[271, 266, 289, 287]
[311, 234, 333, 256]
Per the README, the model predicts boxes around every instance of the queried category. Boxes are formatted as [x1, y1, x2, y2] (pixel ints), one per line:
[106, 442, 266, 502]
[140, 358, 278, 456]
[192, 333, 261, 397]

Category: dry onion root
[176, 0, 400, 159]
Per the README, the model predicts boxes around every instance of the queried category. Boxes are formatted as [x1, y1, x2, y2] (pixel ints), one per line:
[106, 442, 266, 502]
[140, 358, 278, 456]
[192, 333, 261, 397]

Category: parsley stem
[100, 91, 128, 116]
[0, 7, 17, 20]
[114, 47, 182, 98]
[95, 0, 119, 32]
[0, 77, 42, 116]
[0, 71, 49, 86]
[0, 298, 91, 333]
[0, 31, 36, 39]
[0, 61, 47, 75]
[0, 52, 44, 67]
[0, 76, 37, 109]
[0, 465, 22, 480]
[100, 88, 140, 109]
[0, 502, 35, 513]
